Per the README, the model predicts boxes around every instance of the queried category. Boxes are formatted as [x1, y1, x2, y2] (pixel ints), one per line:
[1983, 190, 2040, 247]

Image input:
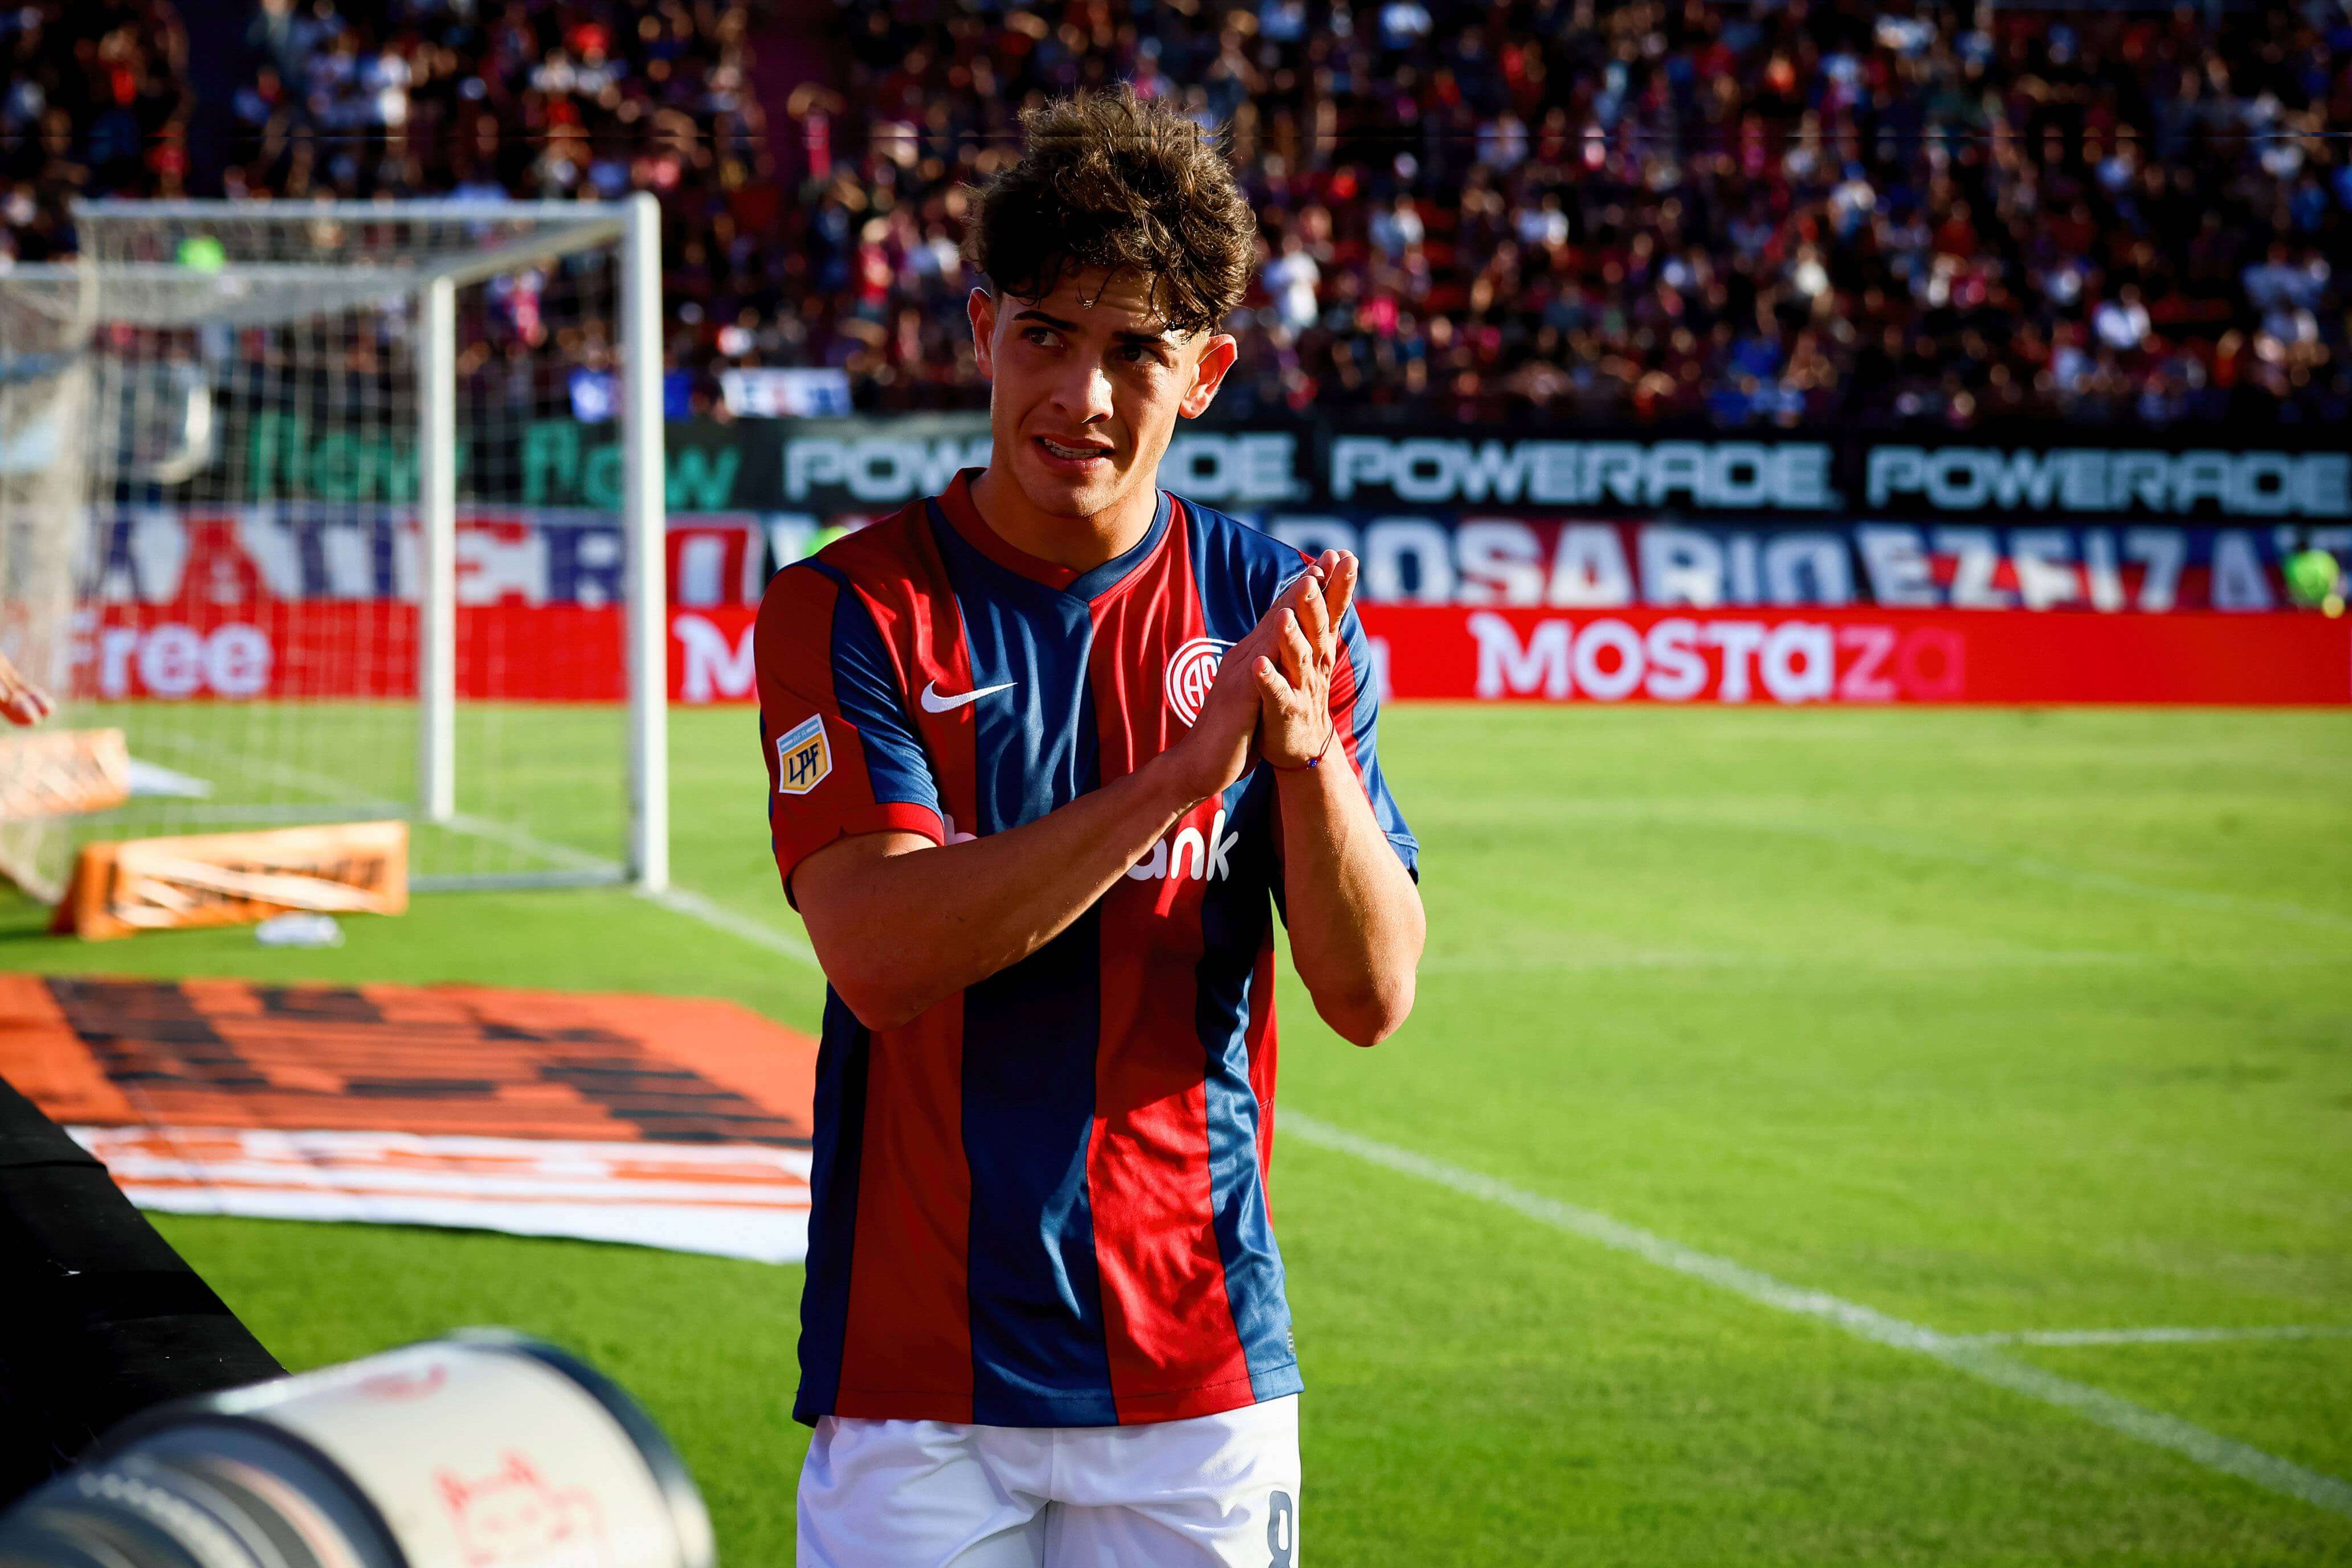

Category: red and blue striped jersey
[754, 468, 1417, 1428]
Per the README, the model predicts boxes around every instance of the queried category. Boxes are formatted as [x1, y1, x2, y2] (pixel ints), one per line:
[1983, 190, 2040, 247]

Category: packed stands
[1, 2, 190, 263]
[1, 0, 774, 406]
[5, 0, 2347, 428]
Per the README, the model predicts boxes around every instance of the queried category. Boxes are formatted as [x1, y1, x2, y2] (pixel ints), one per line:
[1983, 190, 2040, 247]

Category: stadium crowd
[2, 2, 189, 261]
[5, 0, 2350, 430]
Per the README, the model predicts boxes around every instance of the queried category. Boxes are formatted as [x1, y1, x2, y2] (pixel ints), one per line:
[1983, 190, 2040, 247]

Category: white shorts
[796, 1395, 1300, 1568]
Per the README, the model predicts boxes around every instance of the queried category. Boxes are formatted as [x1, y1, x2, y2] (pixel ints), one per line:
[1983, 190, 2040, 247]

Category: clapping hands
[1248, 549, 1355, 769]
[1169, 550, 1359, 801]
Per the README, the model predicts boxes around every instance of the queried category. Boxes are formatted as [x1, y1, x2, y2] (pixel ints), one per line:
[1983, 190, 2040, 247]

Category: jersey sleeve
[1327, 602, 1419, 880]
[754, 564, 946, 901]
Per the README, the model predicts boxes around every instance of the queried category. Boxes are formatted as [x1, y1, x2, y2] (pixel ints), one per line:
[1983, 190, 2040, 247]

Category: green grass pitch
[5, 704, 2350, 1565]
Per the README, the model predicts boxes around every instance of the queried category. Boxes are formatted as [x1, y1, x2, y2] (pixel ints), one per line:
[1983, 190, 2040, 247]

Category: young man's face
[969, 268, 1236, 524]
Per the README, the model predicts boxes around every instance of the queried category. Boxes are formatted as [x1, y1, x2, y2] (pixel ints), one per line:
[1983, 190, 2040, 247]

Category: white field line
[632, 885, 2352, 1517]
[137, 736, 623, 880]
[626, 888, 2153, 980]
[1419, 946, 2150, 975]
[1281, 1112, 2352, 1521]
[1956, 1326, 2352, 1349]
[1416, 947, 2349, 977]
[1411, 949, 2352, 973]
[439, 808, 621, 877]
[639, 883, 819, 964]
[137, 733, 413, 822]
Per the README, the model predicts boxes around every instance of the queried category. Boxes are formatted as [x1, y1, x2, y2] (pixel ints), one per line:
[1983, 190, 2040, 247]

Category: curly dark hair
[964, 87, 1255, 338]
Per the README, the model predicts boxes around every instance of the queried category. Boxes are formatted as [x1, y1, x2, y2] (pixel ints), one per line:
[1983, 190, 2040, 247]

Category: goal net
[0, 199, 668, 900]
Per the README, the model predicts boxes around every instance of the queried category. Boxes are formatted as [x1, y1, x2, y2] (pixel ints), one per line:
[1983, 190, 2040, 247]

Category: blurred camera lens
[0, 1330, 713, 1568]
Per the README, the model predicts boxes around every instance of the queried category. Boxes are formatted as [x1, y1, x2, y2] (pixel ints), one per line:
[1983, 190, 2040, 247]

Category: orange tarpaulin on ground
[0, 975, 820, 1263]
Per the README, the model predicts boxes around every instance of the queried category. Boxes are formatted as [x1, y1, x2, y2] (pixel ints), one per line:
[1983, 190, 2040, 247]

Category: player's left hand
[1253, 550, 1357, 768]
[0, 651, 54, 726]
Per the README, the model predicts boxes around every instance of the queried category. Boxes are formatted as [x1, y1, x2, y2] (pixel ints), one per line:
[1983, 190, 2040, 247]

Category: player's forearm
[802, 752, 1209, 1031]
[1276, 758, 1424, 1047]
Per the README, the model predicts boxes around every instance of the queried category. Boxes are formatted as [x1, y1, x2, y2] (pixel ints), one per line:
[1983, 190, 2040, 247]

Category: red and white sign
[1378, 606, 2351, 705]
[62, 603, 2352, 707]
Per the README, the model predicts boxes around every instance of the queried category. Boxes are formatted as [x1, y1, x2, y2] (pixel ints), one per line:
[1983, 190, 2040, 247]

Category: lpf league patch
[775, 715, 832, 795]
[1164, 638, 1232, 727]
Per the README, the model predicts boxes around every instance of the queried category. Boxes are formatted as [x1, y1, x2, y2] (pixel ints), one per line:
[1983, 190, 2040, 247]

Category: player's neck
[967, 467, 1158, 574]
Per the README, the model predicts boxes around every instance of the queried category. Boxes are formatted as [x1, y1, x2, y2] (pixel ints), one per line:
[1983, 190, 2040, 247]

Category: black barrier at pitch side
[0, 1075, 283, 1506]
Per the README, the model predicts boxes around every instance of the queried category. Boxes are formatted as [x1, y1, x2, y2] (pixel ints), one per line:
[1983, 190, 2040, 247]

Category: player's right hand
[1164, 560, 1334, 802]
[0, 652, 53, 726]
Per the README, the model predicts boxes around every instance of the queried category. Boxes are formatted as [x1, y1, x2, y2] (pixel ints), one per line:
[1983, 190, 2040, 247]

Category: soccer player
[756, 87, 1424, 1567]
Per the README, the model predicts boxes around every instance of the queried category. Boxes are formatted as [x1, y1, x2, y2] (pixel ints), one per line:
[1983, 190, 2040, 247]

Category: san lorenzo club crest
[1164, 638, 1231, 726]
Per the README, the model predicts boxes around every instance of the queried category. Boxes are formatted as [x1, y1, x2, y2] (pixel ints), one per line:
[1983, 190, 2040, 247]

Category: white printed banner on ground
[70, 1127, 812, 1264]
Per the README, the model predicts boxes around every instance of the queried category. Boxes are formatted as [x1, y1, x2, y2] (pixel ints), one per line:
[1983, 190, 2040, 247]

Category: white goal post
[0, 197, 669, 896]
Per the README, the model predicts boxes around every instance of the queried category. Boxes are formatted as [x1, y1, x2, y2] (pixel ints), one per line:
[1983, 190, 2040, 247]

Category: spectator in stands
[790, 0, 2350, 428]
[6, 0, 2349, 431]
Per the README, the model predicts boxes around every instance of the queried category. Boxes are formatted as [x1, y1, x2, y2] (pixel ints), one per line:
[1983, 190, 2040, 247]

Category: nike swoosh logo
[920, 679, 1016, 714]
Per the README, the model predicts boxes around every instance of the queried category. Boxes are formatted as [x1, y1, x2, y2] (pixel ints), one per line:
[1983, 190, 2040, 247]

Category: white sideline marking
[641, 883, 819, 964]
[1281, 1112, 2352, 1520]
[1420, 946, 2147, 975]
[631, 886, 2352, 1517]
[125, 757, 213, 798]
[442, 808, 621, 878]
[134, 737, 626, 881]
[1958, 1326, 2352, 1349]
[1417, 948, 2343, 975]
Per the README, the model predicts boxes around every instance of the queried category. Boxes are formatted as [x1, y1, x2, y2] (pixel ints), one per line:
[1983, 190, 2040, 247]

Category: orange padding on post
[52, 820, 409, 941]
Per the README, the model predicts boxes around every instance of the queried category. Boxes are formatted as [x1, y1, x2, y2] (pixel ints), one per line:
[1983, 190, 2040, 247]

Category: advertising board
[46, 413, 2351, 706]
[61, 602, 2350, 707]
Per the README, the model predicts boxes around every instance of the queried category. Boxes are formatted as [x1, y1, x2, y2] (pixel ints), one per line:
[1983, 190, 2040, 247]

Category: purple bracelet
[1266, 730, 1336, 773]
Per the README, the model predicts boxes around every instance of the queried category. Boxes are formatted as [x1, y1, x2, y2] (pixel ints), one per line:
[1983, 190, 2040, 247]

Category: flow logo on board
[775, 715, 831, 795]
